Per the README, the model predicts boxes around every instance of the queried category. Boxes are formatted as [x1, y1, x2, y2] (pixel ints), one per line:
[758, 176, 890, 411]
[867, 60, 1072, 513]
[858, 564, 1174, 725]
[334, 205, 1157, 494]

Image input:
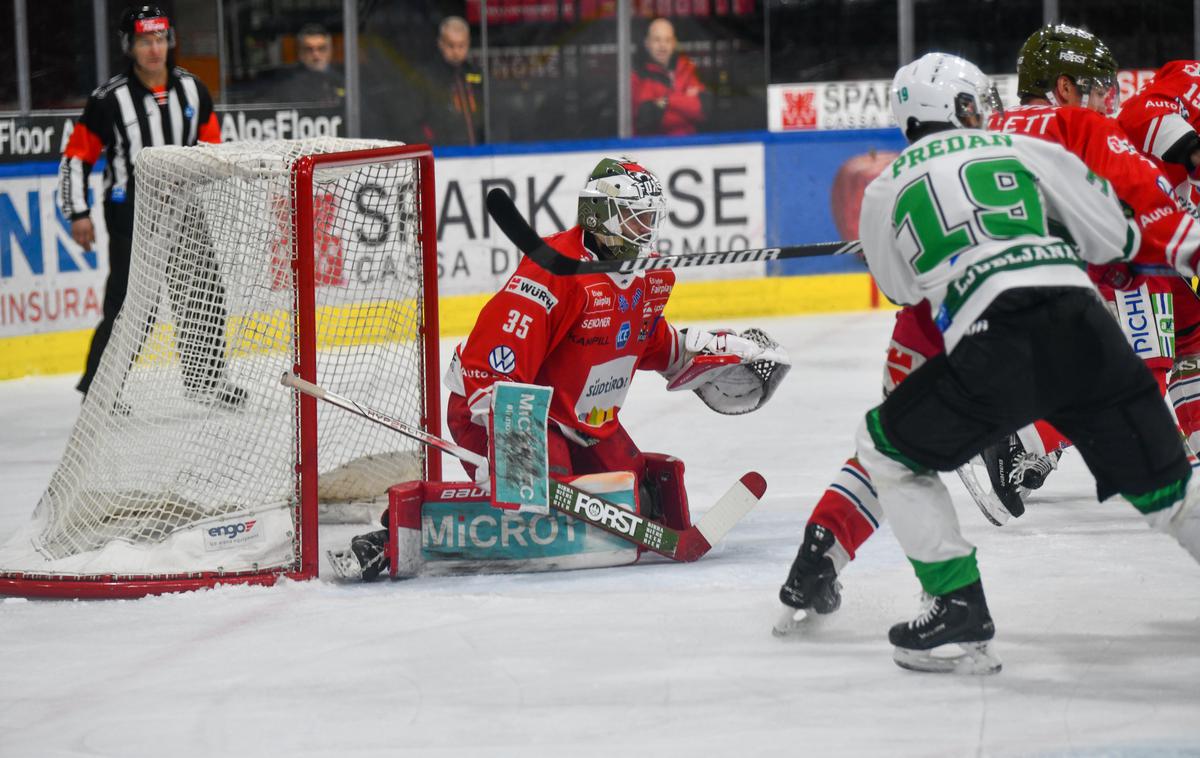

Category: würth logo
[506, 276, 558, 312]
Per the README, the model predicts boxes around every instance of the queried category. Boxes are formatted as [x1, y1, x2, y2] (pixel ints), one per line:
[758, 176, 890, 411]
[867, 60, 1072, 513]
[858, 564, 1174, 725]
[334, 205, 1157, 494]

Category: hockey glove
[668, 328, 792, 415]
[665, 328, 790, 392]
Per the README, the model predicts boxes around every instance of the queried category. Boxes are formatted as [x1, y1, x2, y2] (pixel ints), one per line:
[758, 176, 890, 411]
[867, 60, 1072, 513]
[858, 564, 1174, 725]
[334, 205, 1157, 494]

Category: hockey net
[0, 138, 439, 597]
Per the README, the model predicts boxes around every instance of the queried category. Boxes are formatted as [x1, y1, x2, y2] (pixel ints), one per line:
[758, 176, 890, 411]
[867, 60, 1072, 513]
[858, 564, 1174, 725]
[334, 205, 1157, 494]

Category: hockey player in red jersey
[977, 24, 1200, 504]
[776, 25, 1200, 633]
[341, 157, 790, 580]
[1117, 59, 1200, 454]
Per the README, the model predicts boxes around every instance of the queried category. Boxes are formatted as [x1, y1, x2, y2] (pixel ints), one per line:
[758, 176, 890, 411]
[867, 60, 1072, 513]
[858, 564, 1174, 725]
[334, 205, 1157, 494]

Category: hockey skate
[980, 435, 1028, 519]
[327, 529, 390, 581]
[889, 580, 1001, 675]
[773, 523, 842, 637]
[957, 433, 1060, 526]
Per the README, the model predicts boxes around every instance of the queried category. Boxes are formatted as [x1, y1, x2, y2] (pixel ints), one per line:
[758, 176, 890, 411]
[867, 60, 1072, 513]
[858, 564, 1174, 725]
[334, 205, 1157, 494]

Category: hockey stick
[486, 189, 1188, 280]
[485, 188, 861, 276]
[280, 372, 766, 561]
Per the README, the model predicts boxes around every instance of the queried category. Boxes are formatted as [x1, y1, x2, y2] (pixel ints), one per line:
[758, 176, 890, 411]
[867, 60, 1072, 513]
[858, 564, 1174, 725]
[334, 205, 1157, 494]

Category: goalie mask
[1017, 24, 1118, 115]
[578, 157, 666, 261]
[890, 53, 1001, 141]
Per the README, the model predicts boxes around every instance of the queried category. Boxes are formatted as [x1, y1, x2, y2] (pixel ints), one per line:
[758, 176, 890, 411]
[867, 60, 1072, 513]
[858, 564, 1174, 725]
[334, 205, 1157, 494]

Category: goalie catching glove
[664, 327, 791, 414]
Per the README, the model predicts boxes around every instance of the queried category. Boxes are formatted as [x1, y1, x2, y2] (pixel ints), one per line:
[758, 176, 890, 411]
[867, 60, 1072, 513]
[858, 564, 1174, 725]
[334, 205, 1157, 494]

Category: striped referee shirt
[58, 65, 221, 236]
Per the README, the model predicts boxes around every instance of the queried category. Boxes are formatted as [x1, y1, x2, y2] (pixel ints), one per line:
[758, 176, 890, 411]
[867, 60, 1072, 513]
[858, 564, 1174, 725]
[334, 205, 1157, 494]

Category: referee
[58, 4, 246, 409]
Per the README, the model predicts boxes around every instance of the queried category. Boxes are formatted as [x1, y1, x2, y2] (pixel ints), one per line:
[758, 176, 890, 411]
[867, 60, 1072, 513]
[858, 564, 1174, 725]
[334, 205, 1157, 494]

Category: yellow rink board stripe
[0, 273, 886, 380]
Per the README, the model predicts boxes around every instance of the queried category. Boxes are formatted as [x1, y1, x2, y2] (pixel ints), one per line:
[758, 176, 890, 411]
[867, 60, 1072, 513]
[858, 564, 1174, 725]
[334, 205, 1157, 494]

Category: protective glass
[1077, 74, 1119, 116]
[955, 83, 1003, 127]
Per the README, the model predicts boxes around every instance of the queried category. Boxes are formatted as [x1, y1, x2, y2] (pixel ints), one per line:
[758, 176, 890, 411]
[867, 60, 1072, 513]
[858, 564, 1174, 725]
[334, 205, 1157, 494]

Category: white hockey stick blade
[691, 472, 767, 551]
[893, 641, 1002, 675]
[326, 549, 364, 581]
[955, 456, 1011, 527]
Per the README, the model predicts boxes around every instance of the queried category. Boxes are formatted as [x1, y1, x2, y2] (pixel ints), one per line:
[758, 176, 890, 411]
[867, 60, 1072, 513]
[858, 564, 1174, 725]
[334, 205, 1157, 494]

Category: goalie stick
[280, 372, 766, 562]
[486, 188, 861, 275]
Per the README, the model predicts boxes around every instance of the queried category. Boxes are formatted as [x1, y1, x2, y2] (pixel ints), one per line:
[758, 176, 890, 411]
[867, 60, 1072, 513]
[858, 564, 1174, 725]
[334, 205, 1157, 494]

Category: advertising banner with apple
[763, 129, 906, 276]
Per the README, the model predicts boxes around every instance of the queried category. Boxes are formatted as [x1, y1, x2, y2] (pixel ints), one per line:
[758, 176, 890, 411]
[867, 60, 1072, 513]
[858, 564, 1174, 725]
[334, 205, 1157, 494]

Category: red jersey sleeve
[1118, 61, 1200, 162]
[1053, 107, 1175, 220]
[62, 122, 104, 164]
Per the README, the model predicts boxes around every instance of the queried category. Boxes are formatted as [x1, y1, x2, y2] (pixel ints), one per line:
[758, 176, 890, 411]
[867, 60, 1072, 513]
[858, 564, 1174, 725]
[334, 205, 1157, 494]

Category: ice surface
[1, 310, 1198, 757]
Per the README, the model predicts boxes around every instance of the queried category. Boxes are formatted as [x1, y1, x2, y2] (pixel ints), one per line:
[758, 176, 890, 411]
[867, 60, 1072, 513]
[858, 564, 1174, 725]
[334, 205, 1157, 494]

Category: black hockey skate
[773, 523, 842, 636]
[980, 435, 1027, 520]
[889, 580, 1001, 675]
[327, 529, 390, 581]
[1010, 447, 1062, 490]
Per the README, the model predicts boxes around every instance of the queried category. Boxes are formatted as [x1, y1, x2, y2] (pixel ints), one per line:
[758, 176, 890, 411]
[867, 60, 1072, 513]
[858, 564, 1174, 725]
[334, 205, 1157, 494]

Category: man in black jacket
[277, 23, 345, 105]
[417, 16, 484, 146]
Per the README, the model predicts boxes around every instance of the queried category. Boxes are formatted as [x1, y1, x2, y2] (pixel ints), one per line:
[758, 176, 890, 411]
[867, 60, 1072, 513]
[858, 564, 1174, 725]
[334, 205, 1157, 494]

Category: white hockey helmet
[890, 53, 1001, 140]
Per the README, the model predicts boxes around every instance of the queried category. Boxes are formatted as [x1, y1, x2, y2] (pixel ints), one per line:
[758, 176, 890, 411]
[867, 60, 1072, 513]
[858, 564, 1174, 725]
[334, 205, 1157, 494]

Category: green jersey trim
[936, 242, 1085, 330]
[908, 550, 981, 596]
[865, 407, 931, 475]
[1125, 476, 1189, 515]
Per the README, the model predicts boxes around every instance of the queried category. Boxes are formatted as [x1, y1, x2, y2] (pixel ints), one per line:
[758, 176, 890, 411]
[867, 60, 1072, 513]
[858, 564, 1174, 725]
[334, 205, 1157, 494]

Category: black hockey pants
[877, 287, 1190, 501]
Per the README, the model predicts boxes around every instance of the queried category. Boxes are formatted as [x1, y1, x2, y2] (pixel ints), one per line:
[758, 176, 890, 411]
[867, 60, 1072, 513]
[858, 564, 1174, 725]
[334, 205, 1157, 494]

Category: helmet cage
[597, 193, 665, 257]
[578, 158, 666, 260]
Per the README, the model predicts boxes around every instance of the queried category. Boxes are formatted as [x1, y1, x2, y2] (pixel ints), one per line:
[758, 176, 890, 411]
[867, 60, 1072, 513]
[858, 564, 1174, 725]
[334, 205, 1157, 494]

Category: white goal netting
[0, 138, 435, 587]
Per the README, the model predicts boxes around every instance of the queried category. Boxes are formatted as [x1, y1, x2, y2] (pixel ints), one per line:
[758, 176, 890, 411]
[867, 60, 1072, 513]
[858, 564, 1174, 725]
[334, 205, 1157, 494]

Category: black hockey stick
[485, 188, 862, 276]
[280, 372, 765, 562]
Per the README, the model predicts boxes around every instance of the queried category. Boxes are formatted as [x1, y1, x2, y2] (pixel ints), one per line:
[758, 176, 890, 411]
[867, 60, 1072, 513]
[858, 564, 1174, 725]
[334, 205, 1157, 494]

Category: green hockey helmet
[1017, 24, 1119, 114]
[577, 157, 666, 260]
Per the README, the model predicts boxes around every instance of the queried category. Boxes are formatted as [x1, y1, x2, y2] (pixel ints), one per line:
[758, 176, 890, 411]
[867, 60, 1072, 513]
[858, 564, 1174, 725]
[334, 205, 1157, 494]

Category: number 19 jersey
[859, 129, 1139, 347]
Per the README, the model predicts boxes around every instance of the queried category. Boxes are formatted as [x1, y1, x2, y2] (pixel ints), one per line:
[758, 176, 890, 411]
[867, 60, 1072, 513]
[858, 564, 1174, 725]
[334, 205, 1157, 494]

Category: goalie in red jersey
[342, 157, 791, 580]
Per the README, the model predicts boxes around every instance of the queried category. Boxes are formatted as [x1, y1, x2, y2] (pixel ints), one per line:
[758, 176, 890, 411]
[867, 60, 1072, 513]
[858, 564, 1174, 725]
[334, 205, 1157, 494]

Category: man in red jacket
[631, 18, 709, 136]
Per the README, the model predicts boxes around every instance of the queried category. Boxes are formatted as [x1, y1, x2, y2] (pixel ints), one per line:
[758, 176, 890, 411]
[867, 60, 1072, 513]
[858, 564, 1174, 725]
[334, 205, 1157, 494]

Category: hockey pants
[856, 288, 1191, 596]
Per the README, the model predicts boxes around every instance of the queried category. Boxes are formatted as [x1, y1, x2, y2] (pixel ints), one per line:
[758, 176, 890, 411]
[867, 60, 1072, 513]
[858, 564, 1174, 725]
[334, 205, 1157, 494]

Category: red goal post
[0, 140, 440, 598]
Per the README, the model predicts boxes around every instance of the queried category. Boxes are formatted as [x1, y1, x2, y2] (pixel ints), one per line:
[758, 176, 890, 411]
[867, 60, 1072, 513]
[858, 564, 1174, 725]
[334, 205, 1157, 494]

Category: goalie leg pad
[383, 478, 642, 577]
[643, 453, 691, 531]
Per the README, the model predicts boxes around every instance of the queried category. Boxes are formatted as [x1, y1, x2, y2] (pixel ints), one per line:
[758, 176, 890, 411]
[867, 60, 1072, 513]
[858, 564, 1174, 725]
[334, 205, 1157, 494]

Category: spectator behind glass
[417, 16, 484, 146]
[277, 23, 345, 105]
[631, 18, 710, 136]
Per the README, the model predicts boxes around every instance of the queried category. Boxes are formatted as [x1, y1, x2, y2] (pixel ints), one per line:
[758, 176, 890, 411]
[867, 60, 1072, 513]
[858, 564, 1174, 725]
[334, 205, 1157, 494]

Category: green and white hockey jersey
[859, 128, 1141, 348]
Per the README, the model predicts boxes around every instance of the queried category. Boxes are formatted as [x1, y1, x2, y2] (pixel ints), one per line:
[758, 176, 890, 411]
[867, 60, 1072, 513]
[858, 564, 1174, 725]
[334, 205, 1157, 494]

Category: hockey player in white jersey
[855, 53, 1200, 674]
